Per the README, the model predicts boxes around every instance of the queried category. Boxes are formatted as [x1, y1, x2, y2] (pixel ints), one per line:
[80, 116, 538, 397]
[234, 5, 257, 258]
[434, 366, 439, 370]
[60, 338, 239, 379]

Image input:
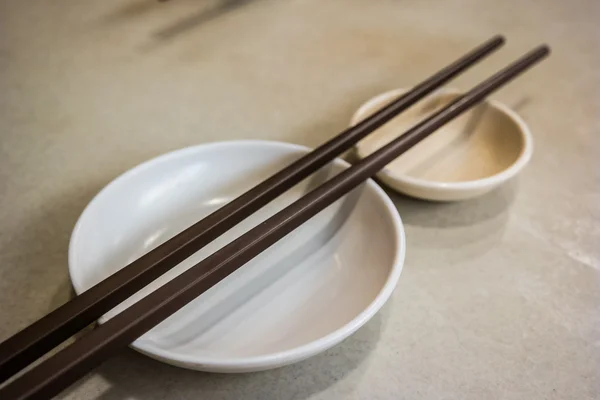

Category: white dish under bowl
[351, 88, 533, 201]
[68, 140, 405, 373]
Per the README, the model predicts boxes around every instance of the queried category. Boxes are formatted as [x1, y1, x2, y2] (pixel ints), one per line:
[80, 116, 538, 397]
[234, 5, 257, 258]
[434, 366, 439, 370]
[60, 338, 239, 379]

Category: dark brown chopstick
[0, 45, 549, 399]
[0, 36, 506, 383]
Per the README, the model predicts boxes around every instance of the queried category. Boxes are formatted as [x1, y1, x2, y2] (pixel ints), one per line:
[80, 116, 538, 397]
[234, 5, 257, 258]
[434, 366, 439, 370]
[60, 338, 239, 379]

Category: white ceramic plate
[351, 88, 533, 201]
[69, 140, 405, 372]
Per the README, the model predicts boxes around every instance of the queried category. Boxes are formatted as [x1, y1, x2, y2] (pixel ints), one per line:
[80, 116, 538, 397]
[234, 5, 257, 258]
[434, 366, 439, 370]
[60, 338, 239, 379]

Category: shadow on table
[388, 181, 516, 229]
[100, 0, 172, 21]
[387, 181, 516, 266]
[100, 0, 260, 43]
[154, 0, 258, 41]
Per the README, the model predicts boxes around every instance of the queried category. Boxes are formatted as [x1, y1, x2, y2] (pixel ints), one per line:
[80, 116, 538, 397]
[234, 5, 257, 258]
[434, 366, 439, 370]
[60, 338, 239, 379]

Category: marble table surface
[1, 0, 598, 399]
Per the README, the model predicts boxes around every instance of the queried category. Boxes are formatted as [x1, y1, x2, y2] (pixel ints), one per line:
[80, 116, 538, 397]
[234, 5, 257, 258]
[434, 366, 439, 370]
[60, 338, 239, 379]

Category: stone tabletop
[1, 0, 598, 399]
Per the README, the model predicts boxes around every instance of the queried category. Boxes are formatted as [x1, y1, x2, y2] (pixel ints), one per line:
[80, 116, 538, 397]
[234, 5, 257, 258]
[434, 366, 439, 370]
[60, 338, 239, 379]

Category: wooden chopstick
[0, 36, 507, 383]
[0, 45, 549, 399]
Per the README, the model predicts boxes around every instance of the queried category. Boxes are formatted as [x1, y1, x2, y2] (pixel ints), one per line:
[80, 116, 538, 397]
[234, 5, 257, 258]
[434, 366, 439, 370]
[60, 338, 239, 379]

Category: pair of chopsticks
[0, 35, 548, 399]
[0, 35, 506, 381]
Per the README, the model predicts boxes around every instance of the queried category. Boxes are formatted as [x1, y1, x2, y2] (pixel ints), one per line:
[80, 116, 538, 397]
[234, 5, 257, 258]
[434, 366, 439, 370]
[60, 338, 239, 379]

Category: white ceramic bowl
[69, 140, 405, 373]
[351, 88, 533, 201]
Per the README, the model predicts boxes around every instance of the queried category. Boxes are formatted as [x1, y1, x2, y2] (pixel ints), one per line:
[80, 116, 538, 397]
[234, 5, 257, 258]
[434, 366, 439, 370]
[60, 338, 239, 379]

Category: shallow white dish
[69, 140, 405, 373]
[351, 88, 533, 201]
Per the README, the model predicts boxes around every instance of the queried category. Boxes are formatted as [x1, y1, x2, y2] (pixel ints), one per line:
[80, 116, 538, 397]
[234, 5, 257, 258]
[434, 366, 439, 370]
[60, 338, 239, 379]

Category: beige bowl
[351, 88, 533, 201]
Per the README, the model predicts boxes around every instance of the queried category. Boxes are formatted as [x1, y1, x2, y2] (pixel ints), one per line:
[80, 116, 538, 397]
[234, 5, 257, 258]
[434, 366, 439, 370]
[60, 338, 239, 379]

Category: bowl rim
[350, 87, 533, 192]
[68, 139, 406, 371]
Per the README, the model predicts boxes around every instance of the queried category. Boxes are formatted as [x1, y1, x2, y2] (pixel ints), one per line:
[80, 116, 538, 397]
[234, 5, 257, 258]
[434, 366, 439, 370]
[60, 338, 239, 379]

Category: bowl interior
[354, 90, 527, 183]
[69, 141, 403, 370]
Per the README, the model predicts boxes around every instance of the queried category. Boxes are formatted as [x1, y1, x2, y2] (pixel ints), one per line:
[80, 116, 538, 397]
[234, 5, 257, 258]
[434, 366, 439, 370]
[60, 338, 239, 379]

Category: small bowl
[69, 140, 405, 373]
[351, 88, 533, 201]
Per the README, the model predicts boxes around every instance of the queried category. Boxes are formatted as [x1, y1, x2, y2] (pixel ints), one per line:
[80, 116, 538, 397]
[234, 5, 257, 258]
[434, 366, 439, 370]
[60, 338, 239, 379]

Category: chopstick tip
[493, 34, 506, 45]
[538, 44, 551, 56]
[530, 44, 551, 61]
